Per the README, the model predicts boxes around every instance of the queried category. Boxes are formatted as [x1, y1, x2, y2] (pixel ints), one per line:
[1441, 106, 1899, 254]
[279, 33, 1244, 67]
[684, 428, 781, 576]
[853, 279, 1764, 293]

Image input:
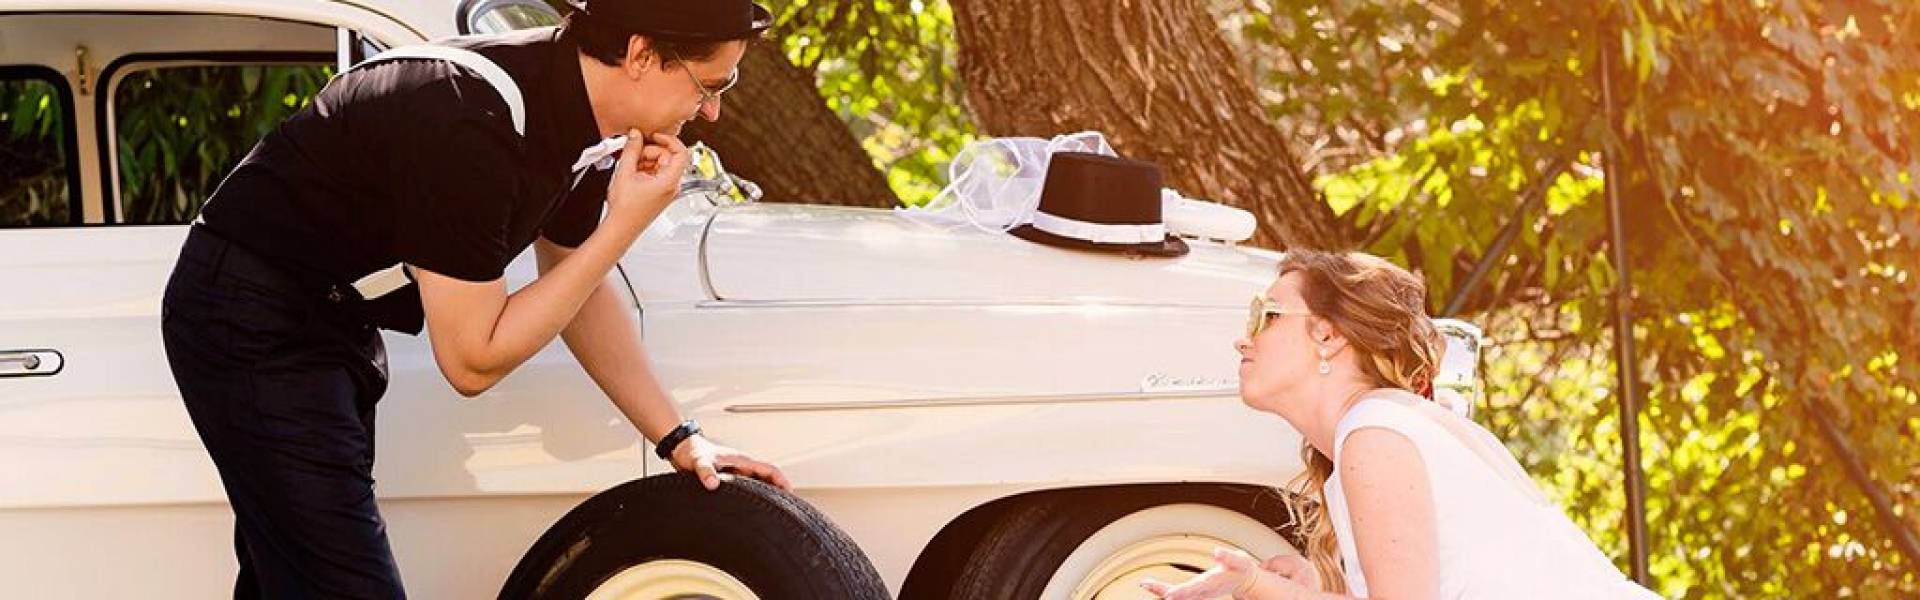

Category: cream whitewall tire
[1045, 503, 1298, 600]
[944, 486, 1298, 599]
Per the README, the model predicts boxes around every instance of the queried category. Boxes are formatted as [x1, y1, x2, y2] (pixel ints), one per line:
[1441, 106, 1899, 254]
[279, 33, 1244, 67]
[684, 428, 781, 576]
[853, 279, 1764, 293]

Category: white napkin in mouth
[571, 134, 629, 173]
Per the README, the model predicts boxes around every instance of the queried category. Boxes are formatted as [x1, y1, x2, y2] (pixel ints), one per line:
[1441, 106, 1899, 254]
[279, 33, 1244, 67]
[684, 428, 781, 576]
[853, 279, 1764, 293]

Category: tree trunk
[948, 0, 1350, 249]
[682, 41, 897, 208]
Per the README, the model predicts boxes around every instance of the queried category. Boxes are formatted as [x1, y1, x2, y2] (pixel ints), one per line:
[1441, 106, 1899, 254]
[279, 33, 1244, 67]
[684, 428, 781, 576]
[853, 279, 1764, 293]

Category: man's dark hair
[561, 10, 759, 67]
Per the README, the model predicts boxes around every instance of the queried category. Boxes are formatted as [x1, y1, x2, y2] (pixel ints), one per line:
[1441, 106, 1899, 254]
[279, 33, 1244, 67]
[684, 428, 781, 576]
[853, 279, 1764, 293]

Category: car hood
[700, 204, 1280, 306]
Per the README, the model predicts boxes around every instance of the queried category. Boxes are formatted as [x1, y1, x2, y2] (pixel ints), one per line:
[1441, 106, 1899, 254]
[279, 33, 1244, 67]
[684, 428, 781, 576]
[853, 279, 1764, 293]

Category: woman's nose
[1233, 337, 1253, 354]
[699, 98, 723, 122]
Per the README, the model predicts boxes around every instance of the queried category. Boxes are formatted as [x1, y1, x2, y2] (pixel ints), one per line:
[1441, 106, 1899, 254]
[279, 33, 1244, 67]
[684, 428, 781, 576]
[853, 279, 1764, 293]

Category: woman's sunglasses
[1247, 295, 1312, 339]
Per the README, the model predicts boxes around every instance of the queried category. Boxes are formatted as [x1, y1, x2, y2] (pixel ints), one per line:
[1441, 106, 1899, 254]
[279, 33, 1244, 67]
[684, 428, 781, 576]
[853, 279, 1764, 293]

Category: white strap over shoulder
[340, 44, 528, 300]
[348, 44, 625, 181]
[339, 44, 623, 300]
[348, 44, 527, 137]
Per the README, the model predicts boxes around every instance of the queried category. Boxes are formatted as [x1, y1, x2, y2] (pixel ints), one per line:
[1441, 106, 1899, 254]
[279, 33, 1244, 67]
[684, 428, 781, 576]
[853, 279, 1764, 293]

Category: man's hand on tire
[670, 434, 791, 491]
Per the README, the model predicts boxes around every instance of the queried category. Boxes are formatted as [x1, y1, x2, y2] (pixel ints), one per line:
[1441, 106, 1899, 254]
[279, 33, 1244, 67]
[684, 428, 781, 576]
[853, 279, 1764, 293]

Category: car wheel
[497, 472, 888, 600]
[947, 485, 1299, 599]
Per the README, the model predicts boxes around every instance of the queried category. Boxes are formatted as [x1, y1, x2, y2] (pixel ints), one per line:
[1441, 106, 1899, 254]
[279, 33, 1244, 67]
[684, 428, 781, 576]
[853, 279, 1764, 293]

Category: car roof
[0, 0, 465, 41]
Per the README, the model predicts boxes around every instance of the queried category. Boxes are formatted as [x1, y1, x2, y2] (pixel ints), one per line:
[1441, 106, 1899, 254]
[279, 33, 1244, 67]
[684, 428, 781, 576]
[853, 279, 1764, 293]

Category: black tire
[497, 472, 889, 600]
[943, 484, 1296, 600]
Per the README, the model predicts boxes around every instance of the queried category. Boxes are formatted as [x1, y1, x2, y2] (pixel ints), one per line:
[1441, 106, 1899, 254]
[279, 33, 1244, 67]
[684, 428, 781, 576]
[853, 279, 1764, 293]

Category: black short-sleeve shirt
[198, 27, 612, 334]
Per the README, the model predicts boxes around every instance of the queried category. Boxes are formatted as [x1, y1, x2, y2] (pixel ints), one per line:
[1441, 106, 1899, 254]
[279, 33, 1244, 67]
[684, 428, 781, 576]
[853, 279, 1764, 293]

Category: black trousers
[161, 226, 405, 599]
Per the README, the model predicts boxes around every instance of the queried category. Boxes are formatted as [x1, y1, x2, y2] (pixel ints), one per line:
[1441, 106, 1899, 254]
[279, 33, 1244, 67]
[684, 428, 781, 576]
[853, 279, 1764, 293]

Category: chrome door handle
[0, 350, 63, 377]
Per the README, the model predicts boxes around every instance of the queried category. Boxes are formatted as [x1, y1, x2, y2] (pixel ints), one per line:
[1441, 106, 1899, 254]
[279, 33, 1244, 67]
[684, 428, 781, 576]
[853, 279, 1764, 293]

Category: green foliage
[113, 63, 331, 224]
[1223, 0, 1452, 174]
[1255, 0, 1920, 596]
[0, 77, 71, 226]
[767, 0, 976, 205]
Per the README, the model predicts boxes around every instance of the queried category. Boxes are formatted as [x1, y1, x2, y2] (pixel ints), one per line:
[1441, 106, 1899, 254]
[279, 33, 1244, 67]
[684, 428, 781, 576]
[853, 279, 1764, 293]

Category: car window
[111, 61, 331, 225]
[1, 67, 78, 227]
[459, 0, 564, 35]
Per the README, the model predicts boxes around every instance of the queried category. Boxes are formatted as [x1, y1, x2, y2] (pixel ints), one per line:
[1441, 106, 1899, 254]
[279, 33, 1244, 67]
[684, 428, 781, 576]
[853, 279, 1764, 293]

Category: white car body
[0, 2, 1480, 597]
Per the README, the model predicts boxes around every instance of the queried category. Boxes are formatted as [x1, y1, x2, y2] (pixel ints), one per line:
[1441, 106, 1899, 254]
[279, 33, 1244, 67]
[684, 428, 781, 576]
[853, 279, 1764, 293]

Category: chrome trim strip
[695, 205, 728, 301]
[724, 388, 1238, 413]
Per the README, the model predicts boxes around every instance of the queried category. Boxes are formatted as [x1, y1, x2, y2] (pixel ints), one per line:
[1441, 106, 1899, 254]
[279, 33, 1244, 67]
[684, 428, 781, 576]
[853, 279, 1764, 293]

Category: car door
[0, 5, 635, 598]
[0, 11, 378, 598]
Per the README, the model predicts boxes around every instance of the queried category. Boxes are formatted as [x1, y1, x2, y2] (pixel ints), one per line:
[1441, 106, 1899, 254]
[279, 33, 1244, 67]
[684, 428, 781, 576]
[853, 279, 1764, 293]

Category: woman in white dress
[1143, 250, 1658, 599]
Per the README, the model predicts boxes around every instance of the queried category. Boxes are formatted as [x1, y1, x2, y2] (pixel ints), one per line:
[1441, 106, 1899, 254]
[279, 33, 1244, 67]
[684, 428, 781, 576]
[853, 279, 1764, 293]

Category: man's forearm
[556, 272, 685, 443]
[416, 212, 653, 398]
[473, 214, 647, 370]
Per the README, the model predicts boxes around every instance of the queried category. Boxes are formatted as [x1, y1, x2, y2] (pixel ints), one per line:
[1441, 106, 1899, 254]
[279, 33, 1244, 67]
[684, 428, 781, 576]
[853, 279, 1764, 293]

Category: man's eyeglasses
[668, 51, 739, 111]
[1247, 295, 1312, 339]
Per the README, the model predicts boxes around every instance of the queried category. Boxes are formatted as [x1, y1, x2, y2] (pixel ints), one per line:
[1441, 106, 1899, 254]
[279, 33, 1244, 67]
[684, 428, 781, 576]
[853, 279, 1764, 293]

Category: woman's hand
[1263, 554, 1321, 592]
[1140, 547, 1262, 599]
[1141, 549, 1323, 600]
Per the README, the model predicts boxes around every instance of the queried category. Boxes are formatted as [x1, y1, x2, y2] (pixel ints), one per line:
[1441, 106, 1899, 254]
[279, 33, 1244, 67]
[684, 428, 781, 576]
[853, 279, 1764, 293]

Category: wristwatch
[654, 419, 702, 460]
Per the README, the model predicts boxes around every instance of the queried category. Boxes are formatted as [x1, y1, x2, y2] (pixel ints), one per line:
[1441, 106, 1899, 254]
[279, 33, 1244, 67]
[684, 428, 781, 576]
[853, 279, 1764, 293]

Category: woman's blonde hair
[1274, 250, 1444, 592]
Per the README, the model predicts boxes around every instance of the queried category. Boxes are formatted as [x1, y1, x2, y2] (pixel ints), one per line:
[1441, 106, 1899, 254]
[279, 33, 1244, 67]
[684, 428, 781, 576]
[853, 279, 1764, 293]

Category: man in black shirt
[160, 1, 786, 597]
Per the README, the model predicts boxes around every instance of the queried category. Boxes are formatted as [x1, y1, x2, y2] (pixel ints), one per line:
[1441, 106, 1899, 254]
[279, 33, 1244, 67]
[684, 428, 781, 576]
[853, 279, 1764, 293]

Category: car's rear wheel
[497, 472, 888, 600]
[946, 485, 1299, 600]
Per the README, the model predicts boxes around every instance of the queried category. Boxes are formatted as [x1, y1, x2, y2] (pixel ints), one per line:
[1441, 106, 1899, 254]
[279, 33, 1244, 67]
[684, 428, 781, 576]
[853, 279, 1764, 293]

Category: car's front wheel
[946, 485, 1300, 599]
[497, 472, 888, 600]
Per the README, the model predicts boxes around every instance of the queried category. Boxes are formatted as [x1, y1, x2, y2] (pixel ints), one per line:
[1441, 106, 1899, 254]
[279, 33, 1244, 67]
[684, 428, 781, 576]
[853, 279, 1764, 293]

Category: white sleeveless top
[1324, 392, 1661, 599]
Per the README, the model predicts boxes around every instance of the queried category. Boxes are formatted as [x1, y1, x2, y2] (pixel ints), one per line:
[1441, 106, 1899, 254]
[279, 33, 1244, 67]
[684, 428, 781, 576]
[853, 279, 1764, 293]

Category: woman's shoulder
[1339, 388, 1561, 510]
[1333, 390, 1433, 446]
[1333, 388, 1483, 466]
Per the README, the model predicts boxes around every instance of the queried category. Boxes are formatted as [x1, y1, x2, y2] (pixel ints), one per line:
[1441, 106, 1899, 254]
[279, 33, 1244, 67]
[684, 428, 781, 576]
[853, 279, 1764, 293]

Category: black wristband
[654, 420, 702, 460]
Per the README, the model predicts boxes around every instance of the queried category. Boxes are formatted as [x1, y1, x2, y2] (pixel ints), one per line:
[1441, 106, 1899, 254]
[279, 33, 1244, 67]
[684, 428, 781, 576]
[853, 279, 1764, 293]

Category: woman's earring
[1317, 347, 1332, 375]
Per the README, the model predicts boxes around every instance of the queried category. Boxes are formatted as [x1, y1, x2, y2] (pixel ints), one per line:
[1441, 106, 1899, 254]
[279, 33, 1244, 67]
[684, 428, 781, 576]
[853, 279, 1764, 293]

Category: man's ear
[622, 34, 654, 79]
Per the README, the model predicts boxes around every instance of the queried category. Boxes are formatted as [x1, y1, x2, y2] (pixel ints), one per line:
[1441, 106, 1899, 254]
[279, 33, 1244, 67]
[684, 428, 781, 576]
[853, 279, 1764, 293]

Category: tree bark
[682, 41, 897, 208]
[948, 0, 1350, 249]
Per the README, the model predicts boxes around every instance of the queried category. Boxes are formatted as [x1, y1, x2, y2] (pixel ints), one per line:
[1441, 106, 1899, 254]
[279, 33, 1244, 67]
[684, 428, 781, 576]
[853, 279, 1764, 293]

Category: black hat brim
[642, 9, 772, 41]
[572, 2, 774, 42]
[1008, 224, 1190, 258]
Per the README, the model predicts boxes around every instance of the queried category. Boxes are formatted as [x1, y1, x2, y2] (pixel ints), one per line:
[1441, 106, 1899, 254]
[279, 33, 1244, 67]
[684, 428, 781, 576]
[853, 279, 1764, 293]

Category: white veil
[898, 131, 1116, 233]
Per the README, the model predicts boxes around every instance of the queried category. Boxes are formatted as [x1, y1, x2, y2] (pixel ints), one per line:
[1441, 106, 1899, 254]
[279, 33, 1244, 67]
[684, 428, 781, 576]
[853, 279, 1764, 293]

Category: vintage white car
[0, 1, 1484, 598]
